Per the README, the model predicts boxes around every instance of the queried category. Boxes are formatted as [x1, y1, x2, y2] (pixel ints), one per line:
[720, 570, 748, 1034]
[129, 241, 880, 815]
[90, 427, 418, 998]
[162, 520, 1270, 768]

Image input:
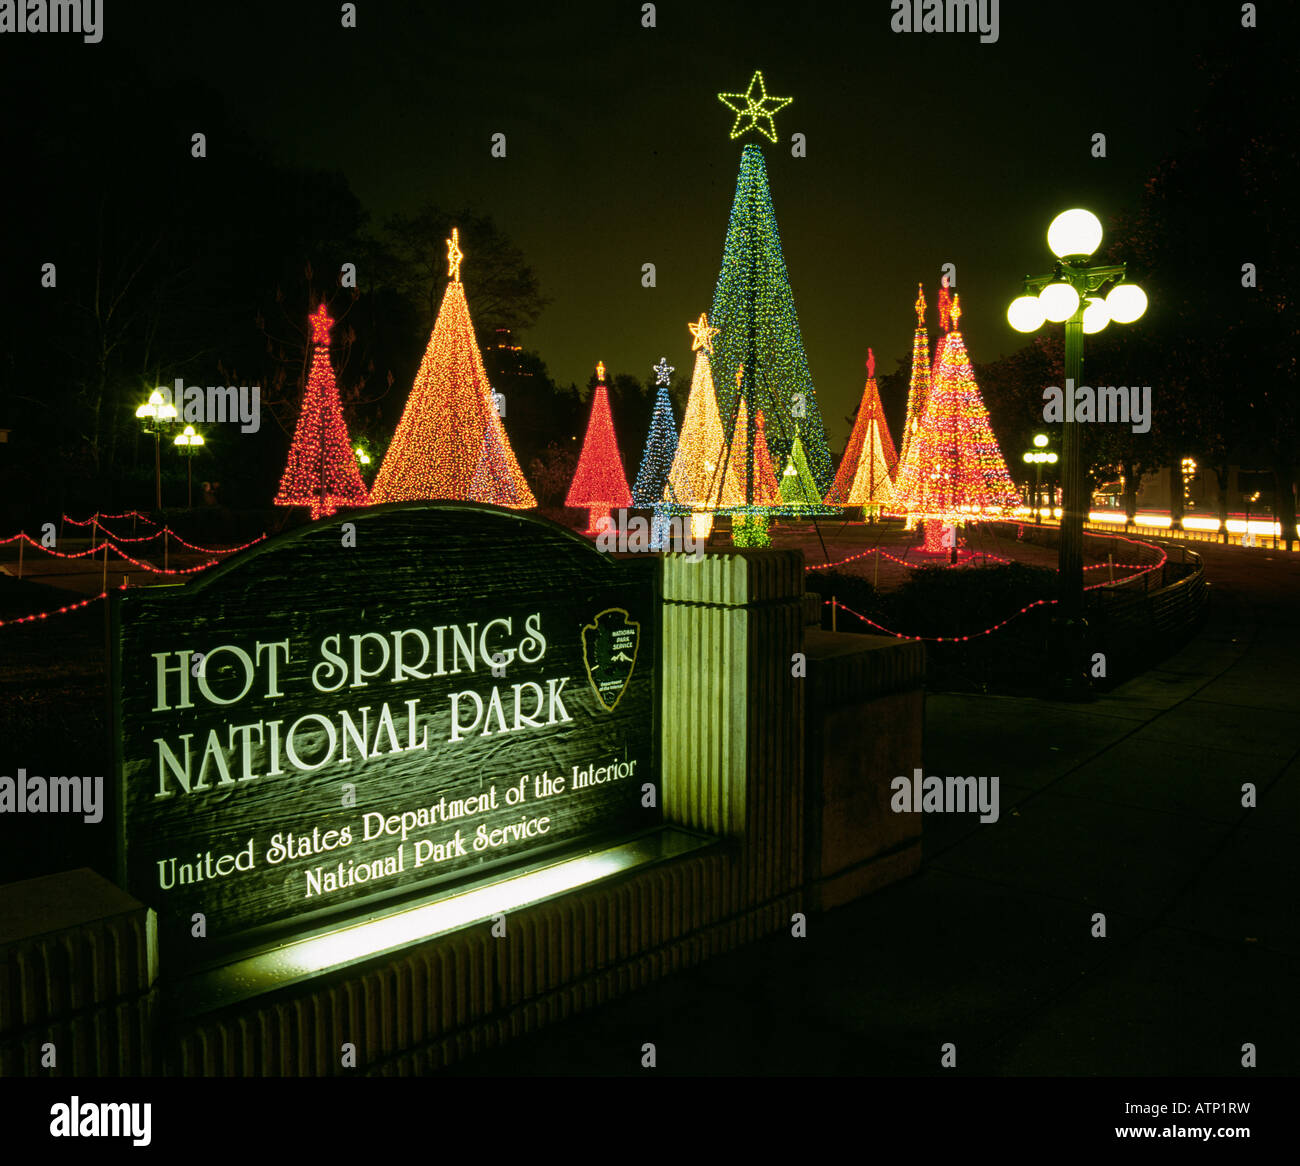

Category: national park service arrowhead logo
[581, 607, 640, 712]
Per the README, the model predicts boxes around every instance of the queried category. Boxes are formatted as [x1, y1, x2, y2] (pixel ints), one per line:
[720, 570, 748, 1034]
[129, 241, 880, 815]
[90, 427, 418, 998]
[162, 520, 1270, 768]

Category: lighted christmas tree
[892, 294, 1019, 540]
[844, 351, 896, 519]
[750, 409, 782, 506]
[826, 348, 898, 516]
[718, 397, 779, 507]
[566, 361, 633, 535]
[930, 278, 953, 389]
[722, 398, 779, 546]
[469, 422, 529, 507]
[273, 303, 370, 520]
[709, 72, 834, 495]
[665, 313, 727, 537]
[778, 427, 824, 510]
[631, 358, 679, 507]
[896, 285, 932, 471]
[845, 422, 895, 517]
[632, 358, 680, 551]
[370, 228, 536, 507]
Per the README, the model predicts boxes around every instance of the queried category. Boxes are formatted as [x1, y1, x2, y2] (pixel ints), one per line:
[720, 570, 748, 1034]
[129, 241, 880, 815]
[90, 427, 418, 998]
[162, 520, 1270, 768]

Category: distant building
[1092, 461, 1275, 514]
[485, 329, 530, 379]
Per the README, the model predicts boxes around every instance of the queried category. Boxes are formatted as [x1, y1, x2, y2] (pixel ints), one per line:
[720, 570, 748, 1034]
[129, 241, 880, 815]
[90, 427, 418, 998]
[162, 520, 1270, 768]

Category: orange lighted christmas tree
[370, 228, 535, 507]
[826, 347, 897, 513]
[897, 284, 932, 470]
[566, 361, 633, 534]
[892, 294, 1019, 531]
[718, 396, 779, 507]
[273, 303, 370, 520]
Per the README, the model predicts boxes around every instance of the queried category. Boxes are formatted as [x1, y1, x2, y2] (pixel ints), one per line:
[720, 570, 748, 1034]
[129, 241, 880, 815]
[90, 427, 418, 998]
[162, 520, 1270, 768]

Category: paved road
[451, 535, 1300, 1075]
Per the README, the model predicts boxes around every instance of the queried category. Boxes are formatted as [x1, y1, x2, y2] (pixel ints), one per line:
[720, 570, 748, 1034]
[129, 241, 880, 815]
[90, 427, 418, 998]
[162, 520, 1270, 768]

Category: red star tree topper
[273, 303, 370, 520]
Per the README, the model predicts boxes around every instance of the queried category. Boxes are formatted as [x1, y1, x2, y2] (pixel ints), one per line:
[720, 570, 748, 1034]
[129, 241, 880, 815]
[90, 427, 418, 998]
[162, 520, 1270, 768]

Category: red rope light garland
[0, 591, 109, 629]
[827, 596, 1057, 642]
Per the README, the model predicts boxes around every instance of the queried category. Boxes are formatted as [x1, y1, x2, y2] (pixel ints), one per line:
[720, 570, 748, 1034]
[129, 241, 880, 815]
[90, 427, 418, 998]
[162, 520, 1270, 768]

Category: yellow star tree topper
[717, 69, 792, 143]
[446, 227, 464, 282]
[688, 311, 720, 354]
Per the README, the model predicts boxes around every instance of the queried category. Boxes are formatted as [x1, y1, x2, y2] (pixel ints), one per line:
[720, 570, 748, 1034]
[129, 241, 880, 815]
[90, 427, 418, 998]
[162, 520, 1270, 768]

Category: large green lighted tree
[709, 73, 834, 498]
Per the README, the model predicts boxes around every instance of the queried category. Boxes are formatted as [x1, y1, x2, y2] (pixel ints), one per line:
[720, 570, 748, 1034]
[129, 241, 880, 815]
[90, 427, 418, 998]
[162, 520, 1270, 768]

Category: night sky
[17, 0, 1225, 446]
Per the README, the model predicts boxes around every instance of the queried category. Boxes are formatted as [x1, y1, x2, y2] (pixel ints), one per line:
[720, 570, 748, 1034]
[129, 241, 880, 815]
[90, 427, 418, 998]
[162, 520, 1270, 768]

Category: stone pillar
[660, 549, 805, 907]
[0, 869, 157, 1075]
[801, 600, 927, 911]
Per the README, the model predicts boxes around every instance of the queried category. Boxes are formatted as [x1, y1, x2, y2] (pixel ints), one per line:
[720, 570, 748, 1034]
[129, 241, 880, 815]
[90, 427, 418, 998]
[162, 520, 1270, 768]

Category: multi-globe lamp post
[135, 389, 178, 510]
[1007, 209, 1147, 692]
[1022, 433, 1058, 523]
[172, 425, 205, 508]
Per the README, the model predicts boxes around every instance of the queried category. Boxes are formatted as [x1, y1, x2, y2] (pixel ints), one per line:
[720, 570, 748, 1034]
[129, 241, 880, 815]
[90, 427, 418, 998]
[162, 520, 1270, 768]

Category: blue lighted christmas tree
[708, 84, 834, 495]
[631, 358, 679, 507]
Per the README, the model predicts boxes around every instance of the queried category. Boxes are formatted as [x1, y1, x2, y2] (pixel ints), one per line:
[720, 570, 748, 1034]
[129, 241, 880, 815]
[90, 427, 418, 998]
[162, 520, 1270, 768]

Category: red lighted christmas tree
[751, 409, 782, 506]
[273, 303, 370, 520]
[566, 361, 633, 534]
[892, 294, 1019, 533]
[370, 228, 535, 507]
[826, 348, 897, 510]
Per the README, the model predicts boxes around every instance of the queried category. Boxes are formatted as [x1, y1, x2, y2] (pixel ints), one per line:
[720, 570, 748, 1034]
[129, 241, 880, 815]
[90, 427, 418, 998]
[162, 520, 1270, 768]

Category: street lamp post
[1007, 209, 1147, 695]
[1022, 434, 1057, 524]
[135, 389, 178, 511]
[173, 425, 205, 509]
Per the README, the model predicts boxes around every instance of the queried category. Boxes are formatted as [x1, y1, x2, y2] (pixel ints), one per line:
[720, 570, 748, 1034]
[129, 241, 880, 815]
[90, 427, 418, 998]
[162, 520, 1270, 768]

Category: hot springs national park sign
[111, 503, 660, 970]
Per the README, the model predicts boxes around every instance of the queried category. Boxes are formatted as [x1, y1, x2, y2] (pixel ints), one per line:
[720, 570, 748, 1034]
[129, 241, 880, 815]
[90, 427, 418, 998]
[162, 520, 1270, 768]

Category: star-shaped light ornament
[688, 312, 719, 354]
[446, 228, 464, 281]
[309, 303, 333, 346]
[653, 357, 674, 386]
[596, 360, 607, 382]
[717, 69, 792, 143]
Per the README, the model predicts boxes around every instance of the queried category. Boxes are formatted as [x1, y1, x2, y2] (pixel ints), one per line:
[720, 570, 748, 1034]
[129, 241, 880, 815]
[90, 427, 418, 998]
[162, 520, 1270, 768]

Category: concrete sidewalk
[451, 542, 1300, 1075]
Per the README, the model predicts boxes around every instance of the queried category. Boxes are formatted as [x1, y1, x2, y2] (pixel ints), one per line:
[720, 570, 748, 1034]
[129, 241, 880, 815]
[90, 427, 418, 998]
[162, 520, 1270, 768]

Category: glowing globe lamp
[1105, 282, 1148, 324]
[1038, 281, 1080, 323]
[1007, 295, 1046, 333]
[1082, 296, 1110, 334]
[1047, 209, 1103, 259]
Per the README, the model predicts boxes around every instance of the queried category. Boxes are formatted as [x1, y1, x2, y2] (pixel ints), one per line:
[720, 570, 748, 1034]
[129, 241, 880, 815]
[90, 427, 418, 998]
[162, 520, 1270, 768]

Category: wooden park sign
[111, 504, 660, 970]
